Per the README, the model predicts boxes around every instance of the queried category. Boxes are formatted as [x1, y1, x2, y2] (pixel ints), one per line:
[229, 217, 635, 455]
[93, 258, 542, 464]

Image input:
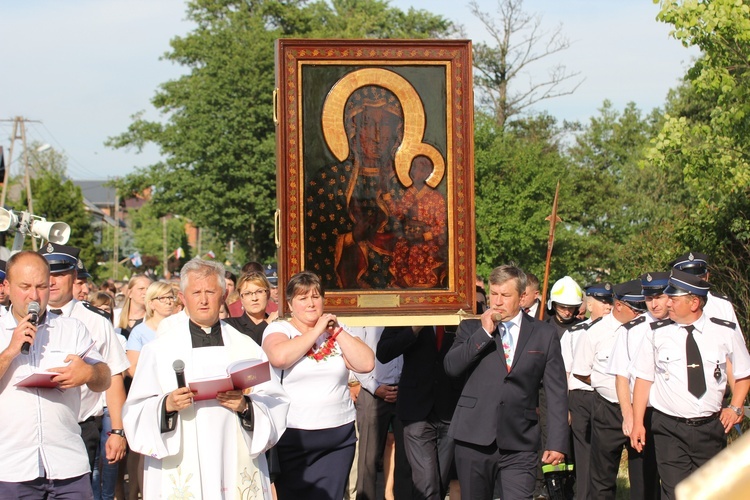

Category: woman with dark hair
[262, 271, 374, 499]
[224, 271, 278, 345]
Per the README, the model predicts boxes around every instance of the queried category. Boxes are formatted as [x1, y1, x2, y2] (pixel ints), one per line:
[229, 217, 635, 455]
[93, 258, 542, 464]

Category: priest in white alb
[123, 259, 289, 499]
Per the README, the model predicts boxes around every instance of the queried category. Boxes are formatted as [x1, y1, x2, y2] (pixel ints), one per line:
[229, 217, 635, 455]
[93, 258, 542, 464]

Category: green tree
[108, 0, 453, 263]
[565, 100, 673, 281]
[27, 171, 98, 276]
[648, 0, 750, 331]
[473, 112, 581, 282]
[469, 0, 583, 128]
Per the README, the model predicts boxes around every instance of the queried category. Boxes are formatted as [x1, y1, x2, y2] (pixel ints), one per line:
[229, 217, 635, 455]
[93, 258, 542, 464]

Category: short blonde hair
[237, 271, 272, 296]
[144, 281, 175, 319]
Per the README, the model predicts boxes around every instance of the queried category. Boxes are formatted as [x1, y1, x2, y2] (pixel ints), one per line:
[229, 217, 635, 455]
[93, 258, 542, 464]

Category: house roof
[73, 180, 116, 207]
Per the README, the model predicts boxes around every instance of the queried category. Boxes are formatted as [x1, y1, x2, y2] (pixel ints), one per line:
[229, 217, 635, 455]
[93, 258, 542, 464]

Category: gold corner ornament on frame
[274, 39, 476, 321]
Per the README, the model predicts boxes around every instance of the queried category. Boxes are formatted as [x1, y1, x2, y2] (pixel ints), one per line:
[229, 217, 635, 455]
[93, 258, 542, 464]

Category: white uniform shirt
[351, 326, 402, 394]
[607, 312, 657, 387]
[561, 321, 594, 392]
[629, 314, 750, 418]
[571, 313, 624, 403]
[0, 309, 104, 481]
[706, 291, 741, 329]
[52, 300, 130, 421]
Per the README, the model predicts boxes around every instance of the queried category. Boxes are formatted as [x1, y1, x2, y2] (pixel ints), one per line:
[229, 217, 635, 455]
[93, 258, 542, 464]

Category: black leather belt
[654, 409, 720, 427]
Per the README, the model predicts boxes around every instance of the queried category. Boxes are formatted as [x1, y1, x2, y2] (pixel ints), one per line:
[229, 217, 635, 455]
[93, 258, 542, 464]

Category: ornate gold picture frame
[274, 39, 475, 322]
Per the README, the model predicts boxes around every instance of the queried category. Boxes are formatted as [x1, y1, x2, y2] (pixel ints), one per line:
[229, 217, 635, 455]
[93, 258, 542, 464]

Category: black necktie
[50, 309, 63, 315]
[685, 325, 706, 398]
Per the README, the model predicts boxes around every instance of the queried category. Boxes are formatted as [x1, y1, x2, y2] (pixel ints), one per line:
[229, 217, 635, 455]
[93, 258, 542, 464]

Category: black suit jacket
[444, 313, 569, 454]
[377, 325, 464, 422]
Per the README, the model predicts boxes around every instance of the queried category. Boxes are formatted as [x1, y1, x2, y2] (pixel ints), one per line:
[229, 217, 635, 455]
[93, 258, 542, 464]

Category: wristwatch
[728, 404, 744, 417]
[108, 429, 126, 438]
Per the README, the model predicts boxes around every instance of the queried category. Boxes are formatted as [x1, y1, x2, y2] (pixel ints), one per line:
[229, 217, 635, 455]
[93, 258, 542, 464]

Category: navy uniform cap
[585, 282, 613, 302]
[265, 265, 278, 287]
[77, 259, 91, 279]
[640, 272, 670, 296]
[0, 260, 5, 281]
[664, 269, 710, 297]
[39, 243, 81, 274]
[614, 279, 647, 311]
[669, 251, 709, 275]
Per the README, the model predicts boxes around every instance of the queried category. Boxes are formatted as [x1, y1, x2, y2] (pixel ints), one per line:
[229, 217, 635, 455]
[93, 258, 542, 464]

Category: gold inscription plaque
[357, 294, 401, 308]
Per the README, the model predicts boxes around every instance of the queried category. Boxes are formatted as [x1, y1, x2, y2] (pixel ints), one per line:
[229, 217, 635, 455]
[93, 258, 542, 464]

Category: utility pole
[1, 117, 42, 250]
[113, 190, 120, 280]
[162, 216, 168, 279]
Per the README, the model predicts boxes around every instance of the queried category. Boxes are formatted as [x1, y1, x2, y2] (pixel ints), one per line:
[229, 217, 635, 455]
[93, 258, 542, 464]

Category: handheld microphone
[173, 359, 187, 389]
[20, 301, 41, 355]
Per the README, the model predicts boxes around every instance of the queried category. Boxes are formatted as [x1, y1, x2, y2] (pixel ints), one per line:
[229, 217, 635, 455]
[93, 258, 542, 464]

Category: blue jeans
[92, 408, 118, 500]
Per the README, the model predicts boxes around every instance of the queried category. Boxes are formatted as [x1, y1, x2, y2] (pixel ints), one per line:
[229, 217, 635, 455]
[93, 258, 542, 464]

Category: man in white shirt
[572, 280, 649, 499]
[630, 270, 750, 499]
[606, 272, 670, 500]
[559, 281, 612, 500]
[41, 243, 130, 475]
[0, 251, 110, 497]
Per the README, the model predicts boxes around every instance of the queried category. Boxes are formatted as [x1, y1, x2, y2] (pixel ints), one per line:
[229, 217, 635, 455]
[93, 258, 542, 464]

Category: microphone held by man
[20, 301, 40, 355]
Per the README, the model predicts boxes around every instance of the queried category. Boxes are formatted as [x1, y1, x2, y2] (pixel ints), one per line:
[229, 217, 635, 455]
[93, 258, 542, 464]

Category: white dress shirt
[351, 326, 402, 394]
[0, 309, 104, 481]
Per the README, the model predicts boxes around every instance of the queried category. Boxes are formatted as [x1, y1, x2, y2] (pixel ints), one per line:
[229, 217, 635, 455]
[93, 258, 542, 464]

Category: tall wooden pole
[539, 181, 562, 320]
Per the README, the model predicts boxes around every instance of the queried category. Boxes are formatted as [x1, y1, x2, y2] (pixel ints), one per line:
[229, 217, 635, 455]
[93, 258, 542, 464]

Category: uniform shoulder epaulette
[81, 301, 111, 320]
[710, 317, 737, 330]
[587, 316, 604, 328]
[623, 315, 647, 330]
[712, 293, 732, 303]
[568, 322, 590, 332]
[650, 319, 673, 330]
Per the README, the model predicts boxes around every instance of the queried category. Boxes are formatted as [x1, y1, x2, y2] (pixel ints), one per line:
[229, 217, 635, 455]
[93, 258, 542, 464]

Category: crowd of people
[0, 245, 747, 500]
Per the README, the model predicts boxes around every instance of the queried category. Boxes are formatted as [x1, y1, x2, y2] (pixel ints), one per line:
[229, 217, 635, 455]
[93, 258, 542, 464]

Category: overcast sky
[0, 0, 699, 181]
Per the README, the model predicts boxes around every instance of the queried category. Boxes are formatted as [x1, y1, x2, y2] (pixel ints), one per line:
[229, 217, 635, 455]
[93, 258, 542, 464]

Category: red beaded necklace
[306, 326, 343, 362]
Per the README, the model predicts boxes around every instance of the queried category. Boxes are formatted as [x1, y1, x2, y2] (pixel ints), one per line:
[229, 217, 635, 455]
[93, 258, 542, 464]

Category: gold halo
[321, 68, 445, 188]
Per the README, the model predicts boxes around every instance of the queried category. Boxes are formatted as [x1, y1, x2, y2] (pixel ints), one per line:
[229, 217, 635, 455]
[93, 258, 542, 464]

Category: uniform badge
[689, 252, 695, 261]
[646, 273, 653, 282]
[77, 260, 83, 269]
[46, 243, 54, 253]
[605, 283, 611, 290]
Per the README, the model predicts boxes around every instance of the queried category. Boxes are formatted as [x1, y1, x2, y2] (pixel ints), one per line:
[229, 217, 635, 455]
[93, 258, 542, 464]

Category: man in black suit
[444, 265, 569, 499]
[377, 324, 463, 500]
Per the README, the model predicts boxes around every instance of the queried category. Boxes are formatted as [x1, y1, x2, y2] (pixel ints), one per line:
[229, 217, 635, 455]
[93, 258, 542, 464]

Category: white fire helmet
[547, 276, 584, 309]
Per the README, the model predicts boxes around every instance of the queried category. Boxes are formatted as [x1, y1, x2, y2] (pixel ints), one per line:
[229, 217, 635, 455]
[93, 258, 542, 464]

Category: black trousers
[590, 394, 659, 500]
[79, 416, 103, 477]
[454, 439, 538, 500]
[402, 412, 454, 500]
[651, 409, 725, 500]
[568, 389, 594, 500]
